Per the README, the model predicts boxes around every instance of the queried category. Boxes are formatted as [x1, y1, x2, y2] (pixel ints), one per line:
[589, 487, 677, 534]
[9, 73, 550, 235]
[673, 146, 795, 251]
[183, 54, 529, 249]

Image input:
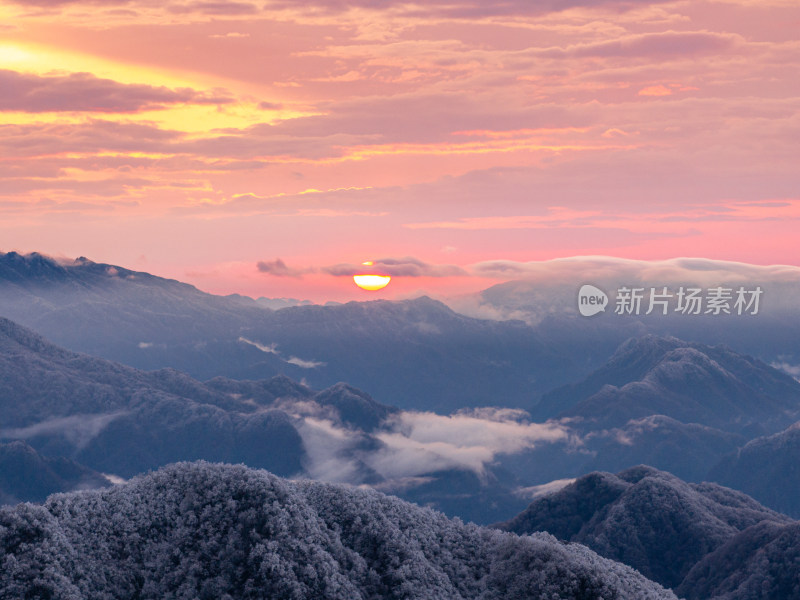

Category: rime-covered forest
[1, 462, 676, 600]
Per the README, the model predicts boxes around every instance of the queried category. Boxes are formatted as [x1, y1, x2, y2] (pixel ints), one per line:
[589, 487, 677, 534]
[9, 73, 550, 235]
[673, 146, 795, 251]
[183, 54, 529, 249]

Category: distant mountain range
[708, 422, 800, 518]
[0, 314, 536, 523]
[534, 335, 800, 435]
[5, 251, 799, 416]
[4, 251, 800, 529]
[4, 305, 800, 523]
[0, 315, 306, 478]
[0, 441, 110, 505]
[498, 335, 800, 488]
[498, 466, 797, 599]
[0, 251, 576, 412]
[3, 252, 800, 598]
[0, 461, 676, 599]
[455, 261, 800, 377]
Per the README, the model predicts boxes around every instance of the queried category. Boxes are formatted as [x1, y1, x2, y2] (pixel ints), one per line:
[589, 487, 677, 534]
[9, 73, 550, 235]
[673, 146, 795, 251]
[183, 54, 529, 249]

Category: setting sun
[353, 274, 391, 291]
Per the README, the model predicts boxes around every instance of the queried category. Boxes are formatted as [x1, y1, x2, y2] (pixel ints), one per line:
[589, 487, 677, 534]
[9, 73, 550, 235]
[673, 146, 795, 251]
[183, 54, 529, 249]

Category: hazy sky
[1, 0, 798, 300]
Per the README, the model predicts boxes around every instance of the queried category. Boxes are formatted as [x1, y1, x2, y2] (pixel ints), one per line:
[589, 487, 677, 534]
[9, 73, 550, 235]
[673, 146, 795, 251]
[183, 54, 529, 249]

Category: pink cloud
[0, 0, 796, 300]
[0, 120, 180, 158]
[536, 31, 740, 58]
[267, 94, 595, 143]
[7, 0, 680, 16]
[638, 84, 672, 96]
[7, 0, 130, 5]
[167, 1, 259, 15]
[265, 0, 675, 18]
[0, 176, 151, 198]
[0, 70, 231, 113]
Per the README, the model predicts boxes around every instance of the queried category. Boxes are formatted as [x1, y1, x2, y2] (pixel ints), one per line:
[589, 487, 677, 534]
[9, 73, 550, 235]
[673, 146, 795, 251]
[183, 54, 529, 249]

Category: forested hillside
[0, 462, 676, 600]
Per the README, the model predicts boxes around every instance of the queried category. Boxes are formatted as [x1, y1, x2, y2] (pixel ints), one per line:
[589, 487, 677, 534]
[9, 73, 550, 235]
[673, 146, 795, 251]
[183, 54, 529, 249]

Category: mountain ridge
[0, 251, 575, 411]
[707, 421, 800, 518]
[0, 461, 677, 599]
[0, 314, 536, 523]
[498, 466, 794, 596]
[0, 440, 111, 505]
[534, 334, 800, 435]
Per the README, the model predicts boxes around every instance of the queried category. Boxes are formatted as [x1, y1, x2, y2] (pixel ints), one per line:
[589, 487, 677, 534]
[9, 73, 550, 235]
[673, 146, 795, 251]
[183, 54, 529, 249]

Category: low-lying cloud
[284, 403, 569, 485]
[469, 256, 800, 285]
[238, 336, 279, 354]
[296, 416, 367, 482]
[286, 356, 326, 369]
[447, 256, 800, 324]
[0, 412, 127, 449]
[238, 336, 325, 369]
[370, 409, 568, 479]
[514, 478, 576, 500]
[771, 361, 800, 382]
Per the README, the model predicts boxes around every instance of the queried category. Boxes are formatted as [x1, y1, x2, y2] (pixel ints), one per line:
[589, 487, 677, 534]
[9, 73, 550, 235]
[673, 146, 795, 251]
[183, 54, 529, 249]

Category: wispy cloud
[0, 69, 232, 113]
[263, 0, 677, 18]
[238, 336, 325, 368]
[535, 31, 741, 59]
[0, 412, 128, 449]
[295, 416, 367, 482]
[404, 208, 602, 231]
[1, 0, 798, 295]
[286, 356, 326, 369]
[405, 200, 800, 234]
[514, 478, 576, 500]
[257, 258, 314, 278]
[324, 257, 468, 277]
[771, 361, 800, 382]
[167, 1, 260, 15]
[238, 336, 279, 355]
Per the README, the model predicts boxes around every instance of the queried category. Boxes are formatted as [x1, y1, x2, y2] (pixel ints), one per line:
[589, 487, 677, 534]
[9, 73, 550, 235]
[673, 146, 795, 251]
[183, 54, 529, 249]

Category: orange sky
[1, 0, 798, 301]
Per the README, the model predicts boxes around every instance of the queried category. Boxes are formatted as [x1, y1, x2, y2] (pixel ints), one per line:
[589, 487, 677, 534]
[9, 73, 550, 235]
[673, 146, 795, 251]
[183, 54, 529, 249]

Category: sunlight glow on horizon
[0, 0, 797, 300]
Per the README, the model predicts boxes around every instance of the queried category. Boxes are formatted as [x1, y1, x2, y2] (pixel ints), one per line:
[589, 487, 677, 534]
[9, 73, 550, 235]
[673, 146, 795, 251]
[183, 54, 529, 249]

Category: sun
[353, 274, 391, 291]
[352, 261, 391, 290]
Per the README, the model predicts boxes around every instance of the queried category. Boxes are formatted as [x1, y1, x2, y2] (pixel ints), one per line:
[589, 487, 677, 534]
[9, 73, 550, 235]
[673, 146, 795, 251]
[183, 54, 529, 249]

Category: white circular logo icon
[578, 284, 608, 317]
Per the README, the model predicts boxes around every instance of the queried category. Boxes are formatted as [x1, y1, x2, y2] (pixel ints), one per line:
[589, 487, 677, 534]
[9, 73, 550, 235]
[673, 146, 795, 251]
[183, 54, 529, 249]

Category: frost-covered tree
[1, 462, 676, 599]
